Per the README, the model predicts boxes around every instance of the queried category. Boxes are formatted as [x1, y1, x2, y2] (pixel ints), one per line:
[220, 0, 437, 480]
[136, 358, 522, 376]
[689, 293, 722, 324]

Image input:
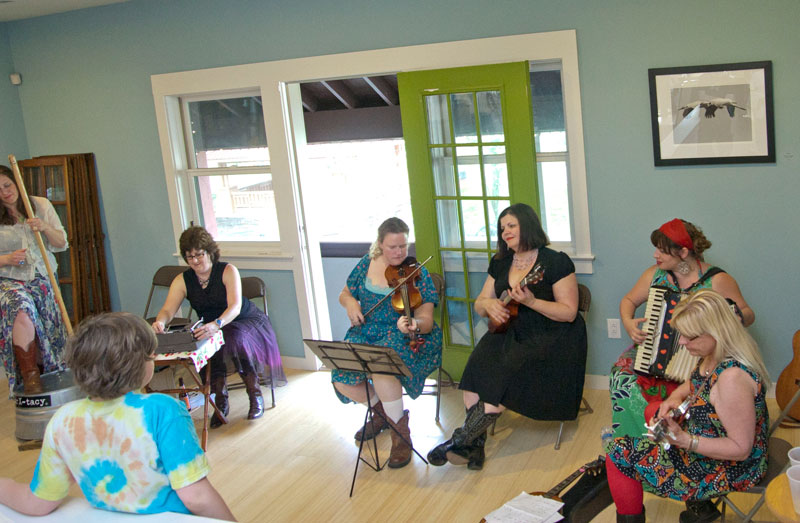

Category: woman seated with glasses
[152, 226, 285, 427]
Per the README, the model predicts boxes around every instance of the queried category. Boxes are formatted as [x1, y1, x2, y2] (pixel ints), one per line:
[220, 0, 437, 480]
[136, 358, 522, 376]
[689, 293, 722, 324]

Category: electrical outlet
[607, 319, 621, 339]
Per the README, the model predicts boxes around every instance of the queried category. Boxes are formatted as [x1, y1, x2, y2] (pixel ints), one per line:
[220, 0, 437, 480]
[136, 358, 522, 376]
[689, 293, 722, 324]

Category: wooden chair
[226, 276, 276, 408]
[715, 378, 800, 521]
[143, 265, 192, 329]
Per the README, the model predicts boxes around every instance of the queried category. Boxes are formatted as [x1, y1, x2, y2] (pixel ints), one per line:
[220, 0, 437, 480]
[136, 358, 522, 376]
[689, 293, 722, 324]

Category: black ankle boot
[209, 376, 229, 429]
[616, 507, 645, 523]
[679, 499, 721, 523]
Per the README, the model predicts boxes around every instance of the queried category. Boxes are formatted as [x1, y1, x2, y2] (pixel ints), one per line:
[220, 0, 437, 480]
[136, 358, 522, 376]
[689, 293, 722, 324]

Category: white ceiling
[0, 0, 130, 22]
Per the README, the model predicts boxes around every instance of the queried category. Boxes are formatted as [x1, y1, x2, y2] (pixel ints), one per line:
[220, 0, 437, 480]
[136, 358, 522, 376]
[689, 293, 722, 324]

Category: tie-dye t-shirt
[30, 391, 209, 514]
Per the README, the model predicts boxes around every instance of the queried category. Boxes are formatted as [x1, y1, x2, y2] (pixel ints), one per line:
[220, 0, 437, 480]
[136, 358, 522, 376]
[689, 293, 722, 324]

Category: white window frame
[151, 30, 594, 363]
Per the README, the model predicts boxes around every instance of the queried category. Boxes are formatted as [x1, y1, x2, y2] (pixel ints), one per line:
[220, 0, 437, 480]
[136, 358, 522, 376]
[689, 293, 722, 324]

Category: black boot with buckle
[209, 375, 229, 429]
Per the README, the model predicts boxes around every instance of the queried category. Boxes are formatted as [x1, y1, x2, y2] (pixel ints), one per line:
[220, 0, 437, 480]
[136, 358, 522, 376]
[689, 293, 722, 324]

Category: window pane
[300, 140, 414, 243]
[436, 200, 461, 248]
[466, 252, 489, 300]
[476, 90, 504, 142]
[446, 300, 471, 346]
[451, 93, 477, 144]
[456, 146, 481, 197]
[425, 94, 451, 145]
[483, 145, 508, 197]
[441, 251, 465, 299]
[187, 96, 269, 167]
[461, 199, 486, 248]
[195, 173, 280, 241]
[431, 147, 456, 197]
[537, 161, 571, 242]
[530, 70, 567, 153]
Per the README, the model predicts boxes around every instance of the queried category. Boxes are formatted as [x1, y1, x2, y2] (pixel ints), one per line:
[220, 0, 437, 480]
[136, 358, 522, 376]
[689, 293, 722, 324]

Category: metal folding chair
[143, 265, 192, 329]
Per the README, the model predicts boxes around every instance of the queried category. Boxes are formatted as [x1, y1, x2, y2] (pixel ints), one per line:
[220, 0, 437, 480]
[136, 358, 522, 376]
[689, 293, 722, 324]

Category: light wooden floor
[1, 369, 795, 522]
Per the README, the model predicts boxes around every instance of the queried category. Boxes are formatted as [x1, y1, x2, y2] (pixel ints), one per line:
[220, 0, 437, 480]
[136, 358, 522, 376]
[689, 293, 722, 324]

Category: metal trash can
[14, 369, 84, 442]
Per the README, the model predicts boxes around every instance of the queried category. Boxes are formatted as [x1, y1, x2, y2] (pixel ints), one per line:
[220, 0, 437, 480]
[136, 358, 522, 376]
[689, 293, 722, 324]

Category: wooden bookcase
[19, 154, 111, 324]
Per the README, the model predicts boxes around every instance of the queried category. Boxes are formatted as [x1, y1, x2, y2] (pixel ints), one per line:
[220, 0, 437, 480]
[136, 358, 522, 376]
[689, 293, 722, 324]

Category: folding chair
[226, 276, 276, 408]
[716, 377, 800, 522]
[143, 265, 192, 329]
[420, 272, 452, 423]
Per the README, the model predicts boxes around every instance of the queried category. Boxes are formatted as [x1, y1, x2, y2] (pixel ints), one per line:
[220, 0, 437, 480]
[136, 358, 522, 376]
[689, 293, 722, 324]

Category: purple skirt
[218, 311, 286, 386]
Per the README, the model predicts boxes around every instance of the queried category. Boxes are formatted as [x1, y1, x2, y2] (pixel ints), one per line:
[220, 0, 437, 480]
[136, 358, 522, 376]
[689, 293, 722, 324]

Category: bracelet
[689, 435, 699, 452]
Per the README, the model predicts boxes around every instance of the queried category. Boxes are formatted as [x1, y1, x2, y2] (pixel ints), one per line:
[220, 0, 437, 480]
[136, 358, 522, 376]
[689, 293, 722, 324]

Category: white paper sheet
[484, 492, 564, 523]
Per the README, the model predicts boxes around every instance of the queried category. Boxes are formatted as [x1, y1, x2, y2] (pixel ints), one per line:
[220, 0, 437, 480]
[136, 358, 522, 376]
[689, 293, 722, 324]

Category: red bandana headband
[659, 218, 693, 251]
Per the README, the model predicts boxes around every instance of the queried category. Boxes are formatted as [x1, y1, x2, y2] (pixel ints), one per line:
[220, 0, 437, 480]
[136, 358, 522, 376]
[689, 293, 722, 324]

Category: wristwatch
[215, 318, 224, 329]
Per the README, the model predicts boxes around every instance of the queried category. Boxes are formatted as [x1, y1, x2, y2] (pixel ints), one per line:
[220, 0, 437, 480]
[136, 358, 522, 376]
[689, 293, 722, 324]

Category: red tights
[606, 455, 644, 515]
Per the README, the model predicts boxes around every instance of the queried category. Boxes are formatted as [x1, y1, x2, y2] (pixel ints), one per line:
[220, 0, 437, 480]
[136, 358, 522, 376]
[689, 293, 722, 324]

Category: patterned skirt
[0, 273, 68, 396]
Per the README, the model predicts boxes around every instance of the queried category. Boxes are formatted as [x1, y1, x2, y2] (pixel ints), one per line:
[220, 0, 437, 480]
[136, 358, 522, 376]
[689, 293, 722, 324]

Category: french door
[398, 61, 539, 378]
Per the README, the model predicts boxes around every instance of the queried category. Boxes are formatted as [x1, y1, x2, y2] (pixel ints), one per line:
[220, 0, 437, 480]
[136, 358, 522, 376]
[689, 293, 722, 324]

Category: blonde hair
[66, 312, 157, 399]
[672, 289, 770, 389]
[368, 217, 409, 259]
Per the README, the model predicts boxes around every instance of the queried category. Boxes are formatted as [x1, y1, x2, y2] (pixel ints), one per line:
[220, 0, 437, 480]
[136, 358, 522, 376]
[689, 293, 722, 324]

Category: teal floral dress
[605, 359, 768, 500]
[331, 255, 442, 402]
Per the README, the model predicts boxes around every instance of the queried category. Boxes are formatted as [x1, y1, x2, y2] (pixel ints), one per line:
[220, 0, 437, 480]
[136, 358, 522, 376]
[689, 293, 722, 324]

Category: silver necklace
[512, 249, 538, 270]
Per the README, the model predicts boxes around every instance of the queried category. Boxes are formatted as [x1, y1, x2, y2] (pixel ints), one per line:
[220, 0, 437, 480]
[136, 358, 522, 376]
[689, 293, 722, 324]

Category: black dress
[459, 247, 587, 420]
[184, 262, 286, 385]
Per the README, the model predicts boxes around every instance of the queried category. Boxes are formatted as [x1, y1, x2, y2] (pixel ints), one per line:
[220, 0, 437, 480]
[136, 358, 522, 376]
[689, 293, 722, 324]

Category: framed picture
[648, 61, 775, 166]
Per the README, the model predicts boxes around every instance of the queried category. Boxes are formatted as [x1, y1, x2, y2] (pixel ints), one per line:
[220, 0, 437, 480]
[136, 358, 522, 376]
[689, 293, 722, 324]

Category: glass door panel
[399, 62, 538, 379]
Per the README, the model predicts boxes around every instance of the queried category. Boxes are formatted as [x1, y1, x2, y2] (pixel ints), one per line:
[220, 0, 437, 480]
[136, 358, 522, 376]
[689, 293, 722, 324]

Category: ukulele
[776, 330, 800, 422]
[645, 394, 694, 449]
[478, 456, 606, 523]
[487, 263, 545, 333]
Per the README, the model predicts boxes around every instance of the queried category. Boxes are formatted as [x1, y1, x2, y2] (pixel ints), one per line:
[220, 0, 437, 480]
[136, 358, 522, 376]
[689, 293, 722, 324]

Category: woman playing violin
[333, 217, 442, 469]
[428, 203, 587, 470]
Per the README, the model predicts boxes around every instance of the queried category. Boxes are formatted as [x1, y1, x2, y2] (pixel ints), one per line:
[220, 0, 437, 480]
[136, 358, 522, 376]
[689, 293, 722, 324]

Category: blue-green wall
[4, 0, 799, 373]
[0, 24, 28, 163]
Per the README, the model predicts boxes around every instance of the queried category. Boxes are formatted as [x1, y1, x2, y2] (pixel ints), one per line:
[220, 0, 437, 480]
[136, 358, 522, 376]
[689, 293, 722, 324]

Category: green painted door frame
[398, 61, 538, 379]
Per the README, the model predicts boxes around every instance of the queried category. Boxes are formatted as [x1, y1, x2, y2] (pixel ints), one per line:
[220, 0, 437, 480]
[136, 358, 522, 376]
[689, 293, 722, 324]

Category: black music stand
[304, 339, 428, 496]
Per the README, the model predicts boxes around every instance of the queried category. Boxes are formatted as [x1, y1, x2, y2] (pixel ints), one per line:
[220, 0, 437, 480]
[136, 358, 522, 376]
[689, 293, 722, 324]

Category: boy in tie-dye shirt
[0, 312, 236, 520]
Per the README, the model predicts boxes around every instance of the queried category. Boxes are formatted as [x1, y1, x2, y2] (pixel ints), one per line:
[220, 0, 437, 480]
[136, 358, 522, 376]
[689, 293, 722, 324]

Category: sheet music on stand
[306, 339, 412, 378]
[304, 339, 420, 496]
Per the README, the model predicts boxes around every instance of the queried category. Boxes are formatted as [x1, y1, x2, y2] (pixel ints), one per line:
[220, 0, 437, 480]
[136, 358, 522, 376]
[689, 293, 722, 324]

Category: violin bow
[361, 255, 432, 320]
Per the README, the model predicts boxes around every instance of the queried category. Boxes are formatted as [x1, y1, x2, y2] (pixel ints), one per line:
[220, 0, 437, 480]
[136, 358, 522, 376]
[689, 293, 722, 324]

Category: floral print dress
[606, 360, 768, 500]
[331, 255, 442, 402]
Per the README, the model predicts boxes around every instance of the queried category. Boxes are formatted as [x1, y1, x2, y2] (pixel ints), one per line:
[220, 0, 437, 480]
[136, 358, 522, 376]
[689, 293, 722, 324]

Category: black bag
[560, 462, 613, 523]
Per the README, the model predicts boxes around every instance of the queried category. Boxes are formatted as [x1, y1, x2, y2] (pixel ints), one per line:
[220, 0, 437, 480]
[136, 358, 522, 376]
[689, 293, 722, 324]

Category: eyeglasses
[186, 251, 206, 262]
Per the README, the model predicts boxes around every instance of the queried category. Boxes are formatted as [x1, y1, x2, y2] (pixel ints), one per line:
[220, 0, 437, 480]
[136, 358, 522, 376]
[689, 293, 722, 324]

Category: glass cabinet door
[19, 157, 74, 323]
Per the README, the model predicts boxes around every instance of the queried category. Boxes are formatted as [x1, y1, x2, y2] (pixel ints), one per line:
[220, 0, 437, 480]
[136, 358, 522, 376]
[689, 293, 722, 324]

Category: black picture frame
[648, 61, 775, 166]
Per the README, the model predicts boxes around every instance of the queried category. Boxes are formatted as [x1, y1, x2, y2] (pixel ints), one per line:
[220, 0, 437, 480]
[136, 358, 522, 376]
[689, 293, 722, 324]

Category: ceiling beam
[363, 76, 398, 106]
[300, 87, 318, 112]
[320, 80, 358, 109]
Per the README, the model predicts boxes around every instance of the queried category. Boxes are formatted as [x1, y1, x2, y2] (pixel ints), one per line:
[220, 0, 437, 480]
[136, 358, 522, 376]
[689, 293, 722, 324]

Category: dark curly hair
[650, 219, 712, 261]
[179, 226, 220, 263]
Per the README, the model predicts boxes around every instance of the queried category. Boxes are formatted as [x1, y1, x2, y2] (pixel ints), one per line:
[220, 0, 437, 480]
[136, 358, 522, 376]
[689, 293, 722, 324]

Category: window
[531, 63, 573, 245]
[180, 94, 280, 243]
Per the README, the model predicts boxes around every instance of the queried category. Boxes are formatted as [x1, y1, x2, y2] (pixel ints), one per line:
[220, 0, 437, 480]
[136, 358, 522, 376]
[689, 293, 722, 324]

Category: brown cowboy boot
[242, 372, 264, 420]
[209, 375, 229, 429]
[354, 401, 390, 441]
[387, 410, 412, 469]
[14, 340, 42, 394]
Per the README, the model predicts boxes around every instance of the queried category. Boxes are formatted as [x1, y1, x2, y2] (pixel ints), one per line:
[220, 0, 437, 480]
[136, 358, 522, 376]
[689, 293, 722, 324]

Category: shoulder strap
[696, 266, 725, 285]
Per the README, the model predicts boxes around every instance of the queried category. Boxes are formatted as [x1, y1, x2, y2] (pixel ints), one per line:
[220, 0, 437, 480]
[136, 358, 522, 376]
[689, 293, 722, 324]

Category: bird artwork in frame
[648, 61, 775, 166]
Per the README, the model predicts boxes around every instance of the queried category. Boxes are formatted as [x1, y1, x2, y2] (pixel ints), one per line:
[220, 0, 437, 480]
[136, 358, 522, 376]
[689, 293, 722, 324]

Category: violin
[487, 263, 545, 333]
[385, 256, 424, 351]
